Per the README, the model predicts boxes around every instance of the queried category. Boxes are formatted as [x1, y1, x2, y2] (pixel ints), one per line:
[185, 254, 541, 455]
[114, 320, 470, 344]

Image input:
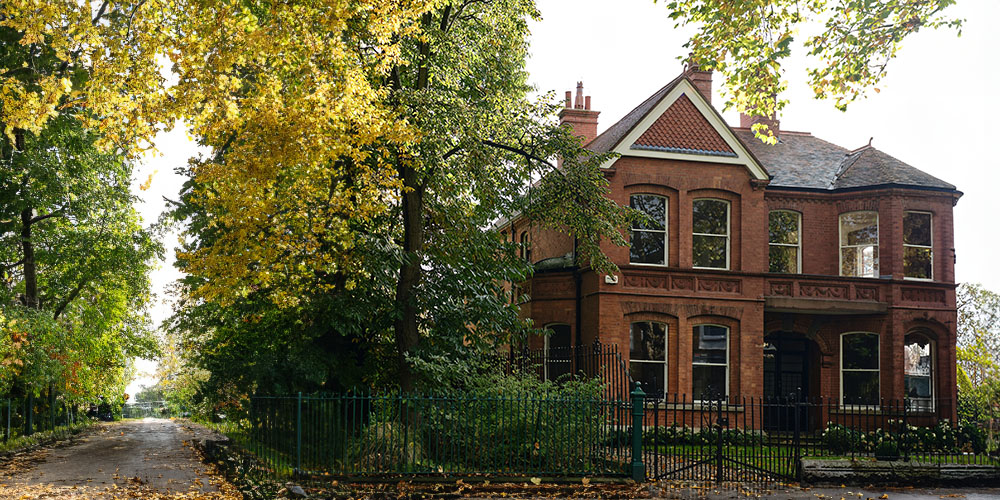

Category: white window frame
[839, 211, 879, 278]
[903, 211, 933, 281]
[768, 210, 802, 273]
[520, 230, 531, 264]
[839, 332, 881, 409]
[543, 323, 572, 382]
[629, 321, 668, 397]
[692, 198, 731, 271]
[629, 194, 668, 267]
[904, 333, 935, 412]
[692, 324, 730, 401]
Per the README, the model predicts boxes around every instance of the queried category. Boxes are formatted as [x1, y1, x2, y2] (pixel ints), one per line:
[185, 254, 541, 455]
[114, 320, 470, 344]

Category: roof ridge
[831, 147, 868, 187]
[585, 74, 686, 152]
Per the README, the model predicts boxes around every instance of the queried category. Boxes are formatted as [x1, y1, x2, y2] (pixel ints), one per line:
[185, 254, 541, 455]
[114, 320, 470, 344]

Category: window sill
[644, 401, 744, 412]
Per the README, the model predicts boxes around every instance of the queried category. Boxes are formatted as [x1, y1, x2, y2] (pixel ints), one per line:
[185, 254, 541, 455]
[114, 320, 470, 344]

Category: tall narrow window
[630, 322, 667, 397]
[520, 230, 531, 264]
[630, 195, 667, 265]
[545, 324, 573, 382]
[841, 332, 880, 407]
[903, 212, 933, 280]
[769, 210, 801, 273]
[692, 199, 730, 269]
[840, 211, 879, 277]
[904, 333, 934, 411]
[692, 325, 728, 400]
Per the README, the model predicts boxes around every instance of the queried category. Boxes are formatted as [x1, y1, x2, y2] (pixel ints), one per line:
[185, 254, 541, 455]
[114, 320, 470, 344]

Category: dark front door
[763, 333, 812, 430]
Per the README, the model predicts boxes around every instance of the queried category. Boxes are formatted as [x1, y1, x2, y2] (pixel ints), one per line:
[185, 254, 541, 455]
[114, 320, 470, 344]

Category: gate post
[296, 392, 303, 476]
[630, 383, 646, 482]
[716, 397, 723, 484]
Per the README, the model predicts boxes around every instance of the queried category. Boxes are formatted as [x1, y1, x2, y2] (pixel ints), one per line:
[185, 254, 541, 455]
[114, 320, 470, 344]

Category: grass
[0, 419, 96, 454]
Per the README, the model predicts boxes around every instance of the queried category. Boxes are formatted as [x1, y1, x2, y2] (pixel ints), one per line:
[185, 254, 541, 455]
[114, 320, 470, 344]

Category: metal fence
[2, 393, 82, 445]
[226, 390, 632, 481]
[639, 392, 1000, 483]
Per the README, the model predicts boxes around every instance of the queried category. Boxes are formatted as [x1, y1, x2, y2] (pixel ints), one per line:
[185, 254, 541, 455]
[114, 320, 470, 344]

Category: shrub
[822, 423, 862, 455]
[874, 439, 900, 461]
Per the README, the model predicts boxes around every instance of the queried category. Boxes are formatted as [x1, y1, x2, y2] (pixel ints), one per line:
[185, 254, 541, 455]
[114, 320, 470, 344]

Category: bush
[874, 439, 900, 461]
[822, 423, 863, 455]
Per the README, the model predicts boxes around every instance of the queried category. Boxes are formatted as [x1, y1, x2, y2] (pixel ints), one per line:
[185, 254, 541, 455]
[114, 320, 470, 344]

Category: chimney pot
[564, 91, 572, 108]
[558, 81, 601, 149]
[584, 95, 591, 110]
[682, 57, 713, 105]
[575, 81, 584, 109]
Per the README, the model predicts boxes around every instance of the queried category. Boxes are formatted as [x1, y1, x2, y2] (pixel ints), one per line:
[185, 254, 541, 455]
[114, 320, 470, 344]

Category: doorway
[763, 332, 816, 430]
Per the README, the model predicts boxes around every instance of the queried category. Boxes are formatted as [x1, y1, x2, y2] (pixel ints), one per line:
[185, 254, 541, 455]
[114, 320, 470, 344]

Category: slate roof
[733, 130, 957, 191]
[634, 94, 736, 157]
[584, 73, 957, 192]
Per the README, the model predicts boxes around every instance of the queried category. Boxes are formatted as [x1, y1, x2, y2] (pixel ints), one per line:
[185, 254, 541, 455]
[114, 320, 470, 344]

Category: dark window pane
[693, 234, 727, 268]
[631, 195, 666, 231]
[630, 322, 666, 361]
[842, 371, 879, 406]
[693, 325, 727, 364]
[631, 362, 665, 397]
[903, 212, 932, 246]
[905, 375, 932, 399]
[693, 365, 727, 400]
[904, 247, 932, 279]
[630, 230, 665, 265]
[841, 211, 878, 245]
[769, 245, 798, 273]
[693, 199, 728, 235]
[769, 211, 799, 244]
[843, 333, 879, 370]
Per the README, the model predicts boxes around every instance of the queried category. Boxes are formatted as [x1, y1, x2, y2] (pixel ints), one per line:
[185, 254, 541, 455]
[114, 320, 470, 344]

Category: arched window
[630, 194, 667, 265]
[841, 332, 880, 407]
[839, 211, 879, 277]
[692, 324, 729, 400]
[904, 333, 934, 411]
[544, 324, 572, 382]
[769, 210, 801, 273]
[630, 321, 667, 397]
[693, 199, 730, 270]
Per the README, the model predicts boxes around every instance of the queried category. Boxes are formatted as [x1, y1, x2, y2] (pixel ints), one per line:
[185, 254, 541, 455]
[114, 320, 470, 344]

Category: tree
[660, 0, 962, 141]
[168, 0, 635, 396]
[957, 283, 1000, 387]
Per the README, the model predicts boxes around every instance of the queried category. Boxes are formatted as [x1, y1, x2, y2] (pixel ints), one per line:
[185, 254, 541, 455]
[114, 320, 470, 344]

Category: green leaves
[659, 0, 962, 140]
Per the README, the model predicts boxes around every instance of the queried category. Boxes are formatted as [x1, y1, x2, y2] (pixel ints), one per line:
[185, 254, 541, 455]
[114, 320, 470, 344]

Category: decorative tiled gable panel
[632, 94, 736, 157]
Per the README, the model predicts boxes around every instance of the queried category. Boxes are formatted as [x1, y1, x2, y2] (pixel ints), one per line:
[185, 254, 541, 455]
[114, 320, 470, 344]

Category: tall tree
[957, 283, 1000, 387]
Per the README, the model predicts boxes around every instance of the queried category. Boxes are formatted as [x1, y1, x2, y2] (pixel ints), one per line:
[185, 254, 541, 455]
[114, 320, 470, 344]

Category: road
[0, 419, 239, 499]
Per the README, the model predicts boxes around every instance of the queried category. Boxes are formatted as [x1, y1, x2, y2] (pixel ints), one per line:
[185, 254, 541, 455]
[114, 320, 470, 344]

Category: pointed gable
[632, 94, 736, 157]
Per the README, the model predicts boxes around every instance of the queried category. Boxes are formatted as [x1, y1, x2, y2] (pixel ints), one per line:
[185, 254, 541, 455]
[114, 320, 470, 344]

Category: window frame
[629, 194, 669, 267]
[543, 324, 573, 382]
[519, 230, 531, 264]
[904, 332, 935, 412]
[692, 198, 731, 271]
[903, 211, 934, 281]
[839, 332, 881, 409]
[768, 210, 802, 274]
[692, 323, 730, 401]
[629, 321, 668, 398]
[838, 211, 880, 278]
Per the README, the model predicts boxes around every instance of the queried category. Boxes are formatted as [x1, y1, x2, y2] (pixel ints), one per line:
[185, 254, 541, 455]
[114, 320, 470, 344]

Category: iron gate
[638, 393, 803, 483]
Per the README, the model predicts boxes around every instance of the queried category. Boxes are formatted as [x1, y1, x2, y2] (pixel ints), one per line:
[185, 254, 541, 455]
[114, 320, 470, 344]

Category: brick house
[506, 65, 961, 421]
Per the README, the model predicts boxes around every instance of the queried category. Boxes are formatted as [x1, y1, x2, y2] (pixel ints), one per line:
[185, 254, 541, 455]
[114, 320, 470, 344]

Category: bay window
[840, 211, 879, 277]
[904, 333, 934, 411]
[903, 211, 933, 280]
[769, 210, 801, 273]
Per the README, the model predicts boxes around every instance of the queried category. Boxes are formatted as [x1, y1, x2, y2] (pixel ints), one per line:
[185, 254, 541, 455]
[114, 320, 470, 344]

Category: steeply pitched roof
[633, 94, 736, 157]
[586, 75, 684, 153]
[733, 130, 957, 191]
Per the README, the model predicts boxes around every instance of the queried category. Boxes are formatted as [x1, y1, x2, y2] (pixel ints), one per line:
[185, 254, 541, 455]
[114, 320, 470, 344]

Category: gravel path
[0, 419, 239, 499]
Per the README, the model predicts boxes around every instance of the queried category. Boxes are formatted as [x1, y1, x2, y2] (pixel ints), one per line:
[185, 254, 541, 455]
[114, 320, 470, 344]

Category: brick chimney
[558, 82, 600, 145]
[740, 101, 780, 137]
[683, 58, 713, 104]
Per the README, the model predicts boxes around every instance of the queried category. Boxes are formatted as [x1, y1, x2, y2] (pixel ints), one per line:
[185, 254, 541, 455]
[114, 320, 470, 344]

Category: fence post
[630, 383, 646, 482]
[296, 391, 303, 476]
[716, 397, 723, 484]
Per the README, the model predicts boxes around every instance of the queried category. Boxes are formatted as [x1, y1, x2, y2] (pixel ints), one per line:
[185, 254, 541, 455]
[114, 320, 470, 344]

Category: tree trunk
[20, 208, 38, 309]
[394, 164, 424, 393]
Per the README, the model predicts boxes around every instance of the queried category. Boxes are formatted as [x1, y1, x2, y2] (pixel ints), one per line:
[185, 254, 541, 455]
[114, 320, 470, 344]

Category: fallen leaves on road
[0, 481, 242, 499]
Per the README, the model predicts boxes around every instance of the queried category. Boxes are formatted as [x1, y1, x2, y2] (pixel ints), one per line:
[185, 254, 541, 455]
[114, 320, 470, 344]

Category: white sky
[125, 0, 1000, 395]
